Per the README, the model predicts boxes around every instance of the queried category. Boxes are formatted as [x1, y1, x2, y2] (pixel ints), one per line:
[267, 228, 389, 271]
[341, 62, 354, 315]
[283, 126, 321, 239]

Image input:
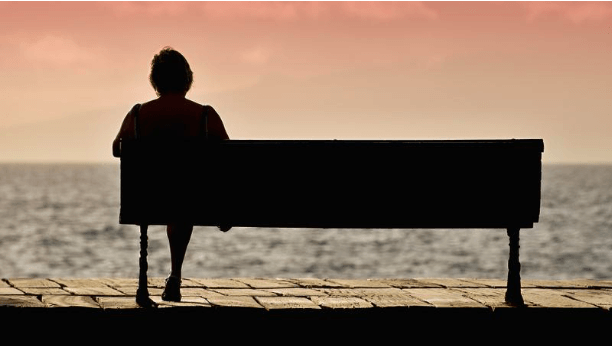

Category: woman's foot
[136, 292, 158, 308]
[161, 275, 182, 302]
[218, 225, 232, 232]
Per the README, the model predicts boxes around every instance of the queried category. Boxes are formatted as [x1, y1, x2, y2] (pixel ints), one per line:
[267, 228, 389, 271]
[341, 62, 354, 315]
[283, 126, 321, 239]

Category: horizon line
[0, 160, 610, 166]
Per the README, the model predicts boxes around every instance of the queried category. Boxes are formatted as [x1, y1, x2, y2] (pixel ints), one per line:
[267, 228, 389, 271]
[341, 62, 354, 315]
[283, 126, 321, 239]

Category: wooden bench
[116, 139, 544, 307]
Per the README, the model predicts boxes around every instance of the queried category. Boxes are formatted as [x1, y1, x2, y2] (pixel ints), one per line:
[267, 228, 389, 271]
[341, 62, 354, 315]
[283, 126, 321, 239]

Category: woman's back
[113, 94, 229, 151]
[138, 95, 204, 138]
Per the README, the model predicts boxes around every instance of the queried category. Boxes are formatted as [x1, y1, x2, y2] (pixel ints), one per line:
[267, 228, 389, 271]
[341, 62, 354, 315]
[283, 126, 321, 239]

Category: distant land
[0, 108, 122, 163]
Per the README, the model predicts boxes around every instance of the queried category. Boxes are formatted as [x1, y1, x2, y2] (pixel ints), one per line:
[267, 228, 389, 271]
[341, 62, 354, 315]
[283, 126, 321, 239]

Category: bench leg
[505, 227, 525, 306]
[136, 224, 157, 308]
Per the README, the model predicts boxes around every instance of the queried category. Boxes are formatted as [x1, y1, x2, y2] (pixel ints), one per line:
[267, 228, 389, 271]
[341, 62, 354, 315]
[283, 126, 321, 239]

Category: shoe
[136, 291, 158, 308]
[218, 225, 232, 232]
[161, 275, 181, 302]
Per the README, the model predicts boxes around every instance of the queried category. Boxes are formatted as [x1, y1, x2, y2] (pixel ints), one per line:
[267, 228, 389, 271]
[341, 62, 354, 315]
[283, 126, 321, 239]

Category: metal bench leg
[505, 227, 525, 306]
[136, 224, 157, 308]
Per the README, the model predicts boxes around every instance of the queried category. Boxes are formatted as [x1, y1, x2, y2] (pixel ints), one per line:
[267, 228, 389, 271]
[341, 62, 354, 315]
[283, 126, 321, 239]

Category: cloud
[339, 1, 439, 21]
[106, 1, 190, 17]
[425, 54, 447, 70]
[524, 2, 612, 24]
[241, 47, 271, 65]
[201, 2, 303, 21]
[103, 1, 439, 22]
[200, 1, 438, 21]
[20, 35, 98, 66]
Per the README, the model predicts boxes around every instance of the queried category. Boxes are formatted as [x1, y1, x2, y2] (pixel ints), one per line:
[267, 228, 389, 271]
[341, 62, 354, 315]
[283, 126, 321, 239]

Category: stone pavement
[2, 277, 612, 345]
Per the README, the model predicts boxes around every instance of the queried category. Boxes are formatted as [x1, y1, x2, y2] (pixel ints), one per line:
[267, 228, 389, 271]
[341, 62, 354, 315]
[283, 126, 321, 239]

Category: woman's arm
[112, 107, 136, 157]
[206, 106, 230, 140]
[206, 105, 231, 232]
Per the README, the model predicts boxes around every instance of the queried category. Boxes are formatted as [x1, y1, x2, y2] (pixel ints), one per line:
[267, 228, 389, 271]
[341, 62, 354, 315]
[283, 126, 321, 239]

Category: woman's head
[149, 47, 193, 96]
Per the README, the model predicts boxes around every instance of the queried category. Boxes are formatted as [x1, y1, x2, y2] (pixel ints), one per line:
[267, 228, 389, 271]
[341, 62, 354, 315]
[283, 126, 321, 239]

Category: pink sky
[0, 1, 610, 163]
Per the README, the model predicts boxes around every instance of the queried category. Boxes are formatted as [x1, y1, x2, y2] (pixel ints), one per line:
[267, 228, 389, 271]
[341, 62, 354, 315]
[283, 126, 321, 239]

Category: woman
[113, 47, 230, 302]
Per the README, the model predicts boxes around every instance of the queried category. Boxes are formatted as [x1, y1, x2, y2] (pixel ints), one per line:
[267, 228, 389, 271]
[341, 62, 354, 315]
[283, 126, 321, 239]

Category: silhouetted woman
[113, 47, 230, 302]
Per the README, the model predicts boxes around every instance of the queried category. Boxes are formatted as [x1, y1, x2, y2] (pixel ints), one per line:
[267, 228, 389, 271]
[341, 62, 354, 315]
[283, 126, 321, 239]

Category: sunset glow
[0, 1, 610, 163]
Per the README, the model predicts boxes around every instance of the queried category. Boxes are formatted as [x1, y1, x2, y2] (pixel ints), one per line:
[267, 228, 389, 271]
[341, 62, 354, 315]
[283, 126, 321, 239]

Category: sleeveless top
[131, 103, 209, 140]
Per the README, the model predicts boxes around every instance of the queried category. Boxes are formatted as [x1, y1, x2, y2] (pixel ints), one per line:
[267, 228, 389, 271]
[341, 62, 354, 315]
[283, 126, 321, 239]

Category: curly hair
[149, 47, 193, 96]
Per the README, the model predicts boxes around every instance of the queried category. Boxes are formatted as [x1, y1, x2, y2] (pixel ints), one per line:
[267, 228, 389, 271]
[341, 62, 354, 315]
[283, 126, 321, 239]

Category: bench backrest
[119, 139, 544, 229]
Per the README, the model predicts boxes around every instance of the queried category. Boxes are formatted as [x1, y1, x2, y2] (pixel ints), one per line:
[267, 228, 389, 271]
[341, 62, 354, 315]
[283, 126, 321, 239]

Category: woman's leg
[166, 223, 194, 278]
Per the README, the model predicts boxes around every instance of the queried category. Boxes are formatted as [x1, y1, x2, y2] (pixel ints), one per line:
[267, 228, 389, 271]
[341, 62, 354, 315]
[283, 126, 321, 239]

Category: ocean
[1, 163, 611, 280]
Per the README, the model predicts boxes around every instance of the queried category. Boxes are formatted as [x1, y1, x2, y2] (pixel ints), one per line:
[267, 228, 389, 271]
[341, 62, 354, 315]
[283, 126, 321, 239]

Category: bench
[116, 139, 544, 307]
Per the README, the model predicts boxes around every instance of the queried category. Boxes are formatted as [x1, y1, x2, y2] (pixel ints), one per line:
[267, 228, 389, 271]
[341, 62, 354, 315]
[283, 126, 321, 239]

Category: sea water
[0, 163, 611, 280]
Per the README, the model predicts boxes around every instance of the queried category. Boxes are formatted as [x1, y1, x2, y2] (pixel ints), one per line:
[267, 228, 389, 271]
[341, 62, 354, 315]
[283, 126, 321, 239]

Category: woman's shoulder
[203, 104, 218, 113]
[184, 98, 205, 109]
[136, 97, 219, 118]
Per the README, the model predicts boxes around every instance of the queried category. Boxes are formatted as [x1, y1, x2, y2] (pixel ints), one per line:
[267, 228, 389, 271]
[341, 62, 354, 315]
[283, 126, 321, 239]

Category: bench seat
[117, 139, 544, 307]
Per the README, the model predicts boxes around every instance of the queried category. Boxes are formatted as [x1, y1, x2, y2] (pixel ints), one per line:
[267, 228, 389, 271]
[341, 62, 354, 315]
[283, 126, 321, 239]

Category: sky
[0, 1, 610, 163]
